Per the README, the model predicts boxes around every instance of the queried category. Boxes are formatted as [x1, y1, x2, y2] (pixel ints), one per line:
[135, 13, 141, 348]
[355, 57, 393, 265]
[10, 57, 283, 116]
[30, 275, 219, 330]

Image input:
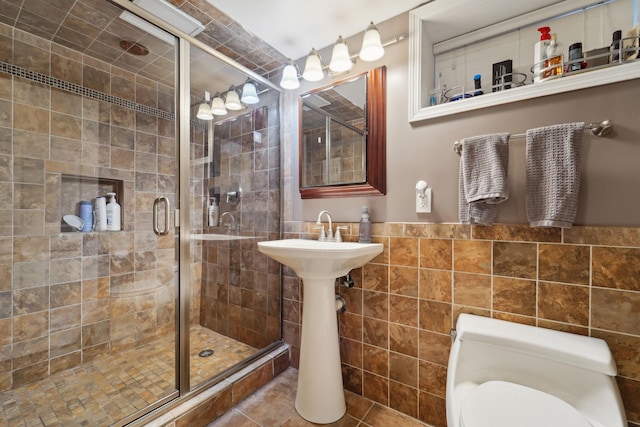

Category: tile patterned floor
[207, 368, 433, 427]
[0, 326, 255, 427]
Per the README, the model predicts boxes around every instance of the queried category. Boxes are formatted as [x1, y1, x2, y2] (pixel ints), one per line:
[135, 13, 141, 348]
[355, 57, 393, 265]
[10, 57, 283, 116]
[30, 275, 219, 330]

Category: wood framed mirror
[299, 66, 386, 199]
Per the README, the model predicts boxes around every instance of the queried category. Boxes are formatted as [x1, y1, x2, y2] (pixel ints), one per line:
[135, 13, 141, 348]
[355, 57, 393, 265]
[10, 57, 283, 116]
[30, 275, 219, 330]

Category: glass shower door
[0, 1, 180, 425]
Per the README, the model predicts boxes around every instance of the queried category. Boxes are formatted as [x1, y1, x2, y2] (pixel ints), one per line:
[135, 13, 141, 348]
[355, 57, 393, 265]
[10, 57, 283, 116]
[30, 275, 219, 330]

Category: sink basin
[257, 238, 383, 279]
[258, 238, 383, 423]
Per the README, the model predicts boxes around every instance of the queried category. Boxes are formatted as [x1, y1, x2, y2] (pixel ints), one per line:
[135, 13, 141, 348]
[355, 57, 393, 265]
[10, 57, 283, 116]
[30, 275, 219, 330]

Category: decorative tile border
[0, 60, 206, 130]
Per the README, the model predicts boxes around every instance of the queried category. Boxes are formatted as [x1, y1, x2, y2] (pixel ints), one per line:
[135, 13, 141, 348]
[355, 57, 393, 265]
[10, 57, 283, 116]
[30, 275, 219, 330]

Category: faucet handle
[314, 225, 326, 241]
[335, 226, 348, 242]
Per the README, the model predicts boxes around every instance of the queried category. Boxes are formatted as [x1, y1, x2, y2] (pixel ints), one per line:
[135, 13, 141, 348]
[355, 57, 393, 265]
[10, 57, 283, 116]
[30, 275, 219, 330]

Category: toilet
[446, 314, 627, 427]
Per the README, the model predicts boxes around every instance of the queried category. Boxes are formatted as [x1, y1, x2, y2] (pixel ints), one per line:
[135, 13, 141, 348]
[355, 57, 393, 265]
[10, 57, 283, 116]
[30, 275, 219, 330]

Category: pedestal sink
[257, 238, 383, 423]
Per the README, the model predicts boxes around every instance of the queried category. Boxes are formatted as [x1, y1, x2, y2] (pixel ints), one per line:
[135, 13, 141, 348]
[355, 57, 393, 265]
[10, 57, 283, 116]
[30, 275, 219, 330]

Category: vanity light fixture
[210, 93, 227, 115]
[224, 87, 243, 110]
[279, 22, 405, 89]
[359, 22, 384, 61]
[302, 48, 324, 82]
[240, 80, 259, 104]
[329, 36, 353, 73]
[280, 59, 301, 89]
[196, 91, 213, 120]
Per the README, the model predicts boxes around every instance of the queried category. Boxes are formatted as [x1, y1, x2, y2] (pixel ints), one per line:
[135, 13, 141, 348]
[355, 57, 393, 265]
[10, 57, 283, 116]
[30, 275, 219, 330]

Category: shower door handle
[153, 196, 171, 236]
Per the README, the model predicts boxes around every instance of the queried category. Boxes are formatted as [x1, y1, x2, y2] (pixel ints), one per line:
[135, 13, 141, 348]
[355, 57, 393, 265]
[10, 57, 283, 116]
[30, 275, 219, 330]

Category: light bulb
[359, 22, 384, 61]
[196, 102, 213, 120]
[302, 49, 324, 82]
[224, 88, 242, 110]
[329, 36, 352, 73]
[280, 62, 300, 89]
[240, 81, 259, 104]
[210, 95, 227, 115]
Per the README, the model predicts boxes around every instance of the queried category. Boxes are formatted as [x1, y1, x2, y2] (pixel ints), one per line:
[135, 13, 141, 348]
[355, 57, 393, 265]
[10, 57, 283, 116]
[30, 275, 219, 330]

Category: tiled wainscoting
[282, 222, 640, 427]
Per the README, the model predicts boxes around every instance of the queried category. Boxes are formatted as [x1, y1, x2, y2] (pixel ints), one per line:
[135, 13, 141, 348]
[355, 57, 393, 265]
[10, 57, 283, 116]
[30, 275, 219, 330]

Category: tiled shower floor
[0, 326, 256, 426]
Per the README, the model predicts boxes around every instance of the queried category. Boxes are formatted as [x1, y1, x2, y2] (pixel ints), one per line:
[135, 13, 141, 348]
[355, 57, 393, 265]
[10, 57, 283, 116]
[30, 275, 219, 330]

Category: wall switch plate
[416, 188, 432, 213]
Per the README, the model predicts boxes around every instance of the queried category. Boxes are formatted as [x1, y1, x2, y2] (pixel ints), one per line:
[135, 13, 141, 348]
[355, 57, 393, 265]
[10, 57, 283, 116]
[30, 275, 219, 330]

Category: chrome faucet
[315, 210, 333, 241]
[220, 212, 237, 234]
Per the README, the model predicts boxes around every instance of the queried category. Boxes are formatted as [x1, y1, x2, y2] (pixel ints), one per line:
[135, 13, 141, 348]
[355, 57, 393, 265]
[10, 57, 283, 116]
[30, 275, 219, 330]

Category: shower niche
[60, 174, 125, 233]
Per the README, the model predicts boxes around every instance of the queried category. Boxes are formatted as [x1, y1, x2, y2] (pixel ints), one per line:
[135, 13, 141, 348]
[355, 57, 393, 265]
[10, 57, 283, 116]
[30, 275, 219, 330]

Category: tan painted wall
[285, 13, 640, 227]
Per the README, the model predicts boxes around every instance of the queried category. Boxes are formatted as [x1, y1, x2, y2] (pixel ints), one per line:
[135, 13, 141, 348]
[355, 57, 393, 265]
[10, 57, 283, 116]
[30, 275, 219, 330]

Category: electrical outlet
[416, 188, 431, 213]
[253, 131, 262, 143]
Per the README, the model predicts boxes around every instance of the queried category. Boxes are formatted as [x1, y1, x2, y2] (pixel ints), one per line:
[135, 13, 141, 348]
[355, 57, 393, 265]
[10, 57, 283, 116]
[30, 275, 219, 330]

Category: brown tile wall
[282, 222, 640, 427]
[198, 103, 282, 349]
[0, 25, 177, 390]
[302, 119, 365, 187]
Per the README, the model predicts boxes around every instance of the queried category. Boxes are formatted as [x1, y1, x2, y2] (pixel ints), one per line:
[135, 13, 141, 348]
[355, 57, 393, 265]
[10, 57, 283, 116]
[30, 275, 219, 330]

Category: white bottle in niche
[95, 196, 107, 231]
[106, 192, 121, 231]
[208, 197, 219, 227]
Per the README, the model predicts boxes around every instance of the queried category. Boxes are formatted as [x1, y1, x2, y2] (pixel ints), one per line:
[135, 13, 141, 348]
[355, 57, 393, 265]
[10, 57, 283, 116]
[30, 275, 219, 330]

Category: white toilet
[446, 314, 627, 427]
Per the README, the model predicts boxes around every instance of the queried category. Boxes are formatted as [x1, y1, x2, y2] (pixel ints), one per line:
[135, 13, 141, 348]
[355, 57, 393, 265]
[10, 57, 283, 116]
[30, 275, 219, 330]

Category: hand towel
[458, 133, 510, 225]
[525, 122, 585, 228]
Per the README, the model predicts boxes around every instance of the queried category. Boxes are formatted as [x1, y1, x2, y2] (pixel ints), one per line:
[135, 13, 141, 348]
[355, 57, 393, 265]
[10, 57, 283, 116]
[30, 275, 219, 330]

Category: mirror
[299, 66, 386, 198]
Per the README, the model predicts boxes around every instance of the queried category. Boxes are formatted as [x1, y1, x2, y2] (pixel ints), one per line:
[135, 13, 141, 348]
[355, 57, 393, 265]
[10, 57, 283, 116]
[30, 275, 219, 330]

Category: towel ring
[453, 119, 613, 155]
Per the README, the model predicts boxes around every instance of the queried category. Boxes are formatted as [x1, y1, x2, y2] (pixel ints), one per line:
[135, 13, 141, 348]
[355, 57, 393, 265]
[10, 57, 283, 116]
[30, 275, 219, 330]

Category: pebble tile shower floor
[0, 326, 255, 426]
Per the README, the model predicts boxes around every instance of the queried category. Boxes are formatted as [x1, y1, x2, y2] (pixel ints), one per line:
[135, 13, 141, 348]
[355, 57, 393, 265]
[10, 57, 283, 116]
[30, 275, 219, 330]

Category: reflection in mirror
[188, 43, 282, 389]
[301, 75, 366, 187]
[299, 66, 386, 198]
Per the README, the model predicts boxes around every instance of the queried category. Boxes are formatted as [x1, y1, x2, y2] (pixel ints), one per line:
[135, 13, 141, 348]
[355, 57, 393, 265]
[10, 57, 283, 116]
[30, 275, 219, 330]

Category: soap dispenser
[208, 197, 219, 227]
[106, 192, 121, 231]
[358, 206, 371, 243]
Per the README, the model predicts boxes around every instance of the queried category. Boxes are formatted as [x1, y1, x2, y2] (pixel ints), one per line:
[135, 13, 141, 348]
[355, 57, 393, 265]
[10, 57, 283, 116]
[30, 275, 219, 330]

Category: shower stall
[0, 1, 282, 425]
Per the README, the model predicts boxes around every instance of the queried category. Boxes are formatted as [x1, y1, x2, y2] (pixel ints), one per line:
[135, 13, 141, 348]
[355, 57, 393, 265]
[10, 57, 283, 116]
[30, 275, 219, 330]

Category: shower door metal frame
[107, 0, 284, 425]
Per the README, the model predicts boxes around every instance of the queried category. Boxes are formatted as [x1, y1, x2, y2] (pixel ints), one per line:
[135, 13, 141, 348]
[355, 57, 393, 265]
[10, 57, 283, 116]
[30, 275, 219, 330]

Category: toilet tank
[446, 314, 626, 427]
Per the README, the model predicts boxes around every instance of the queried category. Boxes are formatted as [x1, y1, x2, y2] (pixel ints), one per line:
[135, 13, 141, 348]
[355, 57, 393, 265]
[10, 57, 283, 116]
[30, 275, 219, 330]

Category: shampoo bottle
[80, 200, 93, 232]
[106, 192, 121, 231]
[208, 197, 219, 227]
[358, 206, 371, 243]
[533, 26, 551, 82]
[545, 33, 562, 78]
[95, 196, 107, 231]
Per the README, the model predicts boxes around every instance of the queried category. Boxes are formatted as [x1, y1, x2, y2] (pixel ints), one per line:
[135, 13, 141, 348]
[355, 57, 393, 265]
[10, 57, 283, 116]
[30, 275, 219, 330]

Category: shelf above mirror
[408, 0, 640, 122]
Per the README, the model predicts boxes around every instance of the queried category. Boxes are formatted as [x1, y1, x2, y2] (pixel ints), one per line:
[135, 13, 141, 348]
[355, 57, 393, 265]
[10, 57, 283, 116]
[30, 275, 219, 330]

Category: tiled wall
[282, 221, 640, 427]
[302, 119, 365, 186]
[0, 24, 177, 390]
[198, 102, 282, 349]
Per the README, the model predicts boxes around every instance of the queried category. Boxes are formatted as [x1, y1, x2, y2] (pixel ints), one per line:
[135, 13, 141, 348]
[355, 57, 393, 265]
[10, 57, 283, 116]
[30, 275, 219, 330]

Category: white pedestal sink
[257, 238, 383, 424]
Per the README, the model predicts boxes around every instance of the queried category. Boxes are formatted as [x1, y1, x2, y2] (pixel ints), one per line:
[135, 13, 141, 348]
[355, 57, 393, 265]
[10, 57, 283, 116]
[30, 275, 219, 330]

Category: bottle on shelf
[610, 30, 622, 63]
[533, 26, 552, 82]
[473, 74, 483, 96]
[544, 33, 563, 78]
[106, 192, 121, 231]
[95, 196, 107, 231]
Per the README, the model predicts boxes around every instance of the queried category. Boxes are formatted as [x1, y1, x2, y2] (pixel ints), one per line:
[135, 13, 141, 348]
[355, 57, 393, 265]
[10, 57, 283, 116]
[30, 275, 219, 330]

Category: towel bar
[453, 119, 613, 155]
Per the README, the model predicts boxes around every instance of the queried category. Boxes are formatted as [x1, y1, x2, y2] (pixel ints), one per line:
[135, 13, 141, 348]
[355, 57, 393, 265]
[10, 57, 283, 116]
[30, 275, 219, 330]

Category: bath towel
[526, 122, 585, 228]
[458, 133, 510, 226]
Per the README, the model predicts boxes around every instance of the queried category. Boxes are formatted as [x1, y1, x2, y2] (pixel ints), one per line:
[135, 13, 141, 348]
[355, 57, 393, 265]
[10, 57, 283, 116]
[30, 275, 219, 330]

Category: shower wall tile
[4, 27, 178, 390]
[13, 104, 49, 134]
[13, 286, 49, 315]
[283, 222, 640, 426]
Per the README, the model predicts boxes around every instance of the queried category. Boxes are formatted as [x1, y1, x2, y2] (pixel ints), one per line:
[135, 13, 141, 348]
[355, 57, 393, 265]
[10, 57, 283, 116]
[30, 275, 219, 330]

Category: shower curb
[140, 343, 290, 427]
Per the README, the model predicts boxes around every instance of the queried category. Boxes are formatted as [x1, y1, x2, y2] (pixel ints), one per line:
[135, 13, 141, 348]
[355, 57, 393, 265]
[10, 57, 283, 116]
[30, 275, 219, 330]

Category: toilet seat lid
[460, 381, 593, 427]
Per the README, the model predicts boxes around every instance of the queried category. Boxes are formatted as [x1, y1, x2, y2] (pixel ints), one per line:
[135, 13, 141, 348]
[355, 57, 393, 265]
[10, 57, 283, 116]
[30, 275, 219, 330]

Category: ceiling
[209, 0, 426, 60]
[0, 0, 424, 98]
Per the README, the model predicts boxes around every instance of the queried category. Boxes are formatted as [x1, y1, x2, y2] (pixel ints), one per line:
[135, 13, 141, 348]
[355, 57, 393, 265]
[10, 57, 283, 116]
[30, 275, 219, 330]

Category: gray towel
[458, 133, 510, 226]
[526, 122, 585, 228]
